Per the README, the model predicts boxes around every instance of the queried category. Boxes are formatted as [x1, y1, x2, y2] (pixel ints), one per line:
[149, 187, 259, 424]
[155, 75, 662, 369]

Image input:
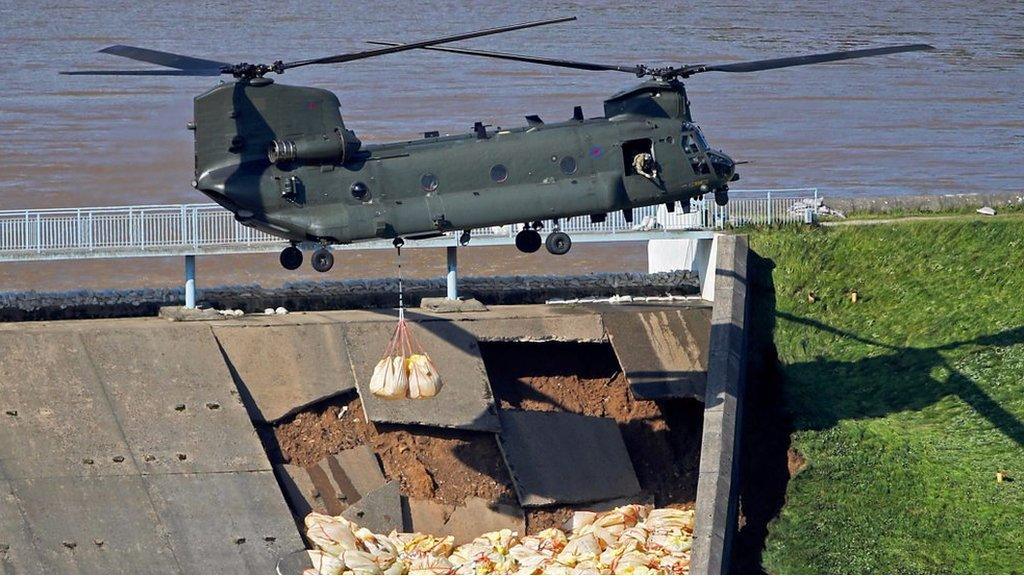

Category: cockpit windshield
[692, 126, 709, 150]
[682, 123, 708, 155]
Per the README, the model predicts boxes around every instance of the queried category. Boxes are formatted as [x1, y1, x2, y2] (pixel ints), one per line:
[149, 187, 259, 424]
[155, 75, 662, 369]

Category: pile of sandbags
[302, 504, 695, 575]
[369, 319, 442, 400]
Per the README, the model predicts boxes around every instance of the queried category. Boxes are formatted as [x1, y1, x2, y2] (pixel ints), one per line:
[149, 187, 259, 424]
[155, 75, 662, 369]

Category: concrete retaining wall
[0, 271, 698, 322]
[690, 234, 749, 575]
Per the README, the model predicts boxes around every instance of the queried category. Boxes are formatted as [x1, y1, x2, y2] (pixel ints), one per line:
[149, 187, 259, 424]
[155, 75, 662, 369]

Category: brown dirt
[270, 340, 703, 533]
[272, 394, 516, 507]
[787, 447, 807, 477]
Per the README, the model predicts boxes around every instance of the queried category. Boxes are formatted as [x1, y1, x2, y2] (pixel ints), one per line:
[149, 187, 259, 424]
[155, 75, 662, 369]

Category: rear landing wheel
[311, 248, 334, 273]
[279, 246, 302, 270]
[545, 231, 572, 255]
[715, 189, 729, 206]
[515, 229, 542, 253]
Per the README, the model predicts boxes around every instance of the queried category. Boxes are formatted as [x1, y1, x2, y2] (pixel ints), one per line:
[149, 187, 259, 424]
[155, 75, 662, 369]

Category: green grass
[746, 219, 1024, 573]
[826, 204, 1024, 221]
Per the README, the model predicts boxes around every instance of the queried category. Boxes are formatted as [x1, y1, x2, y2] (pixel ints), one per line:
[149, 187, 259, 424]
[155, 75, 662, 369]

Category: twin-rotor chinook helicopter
[63, 17, 932, 272]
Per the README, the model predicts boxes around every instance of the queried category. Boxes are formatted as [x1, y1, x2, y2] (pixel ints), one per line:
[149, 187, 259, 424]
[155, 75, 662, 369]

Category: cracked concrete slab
[604, 306, 711, 400]
[342, 481, 403, 534]
[347, 320, 499, 431]
[278, 446, 386, 518]
[213, 323, 357, 423]
[403, 497, 525, 545]
[497, 410, 640, 507]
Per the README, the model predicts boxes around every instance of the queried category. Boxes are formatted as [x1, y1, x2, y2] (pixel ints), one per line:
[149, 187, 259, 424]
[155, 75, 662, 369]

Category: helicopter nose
[707, 151, 736, 182]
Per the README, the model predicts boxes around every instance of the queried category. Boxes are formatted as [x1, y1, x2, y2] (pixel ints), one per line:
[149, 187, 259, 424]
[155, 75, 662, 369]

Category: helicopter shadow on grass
[732, 251, 1024, 573]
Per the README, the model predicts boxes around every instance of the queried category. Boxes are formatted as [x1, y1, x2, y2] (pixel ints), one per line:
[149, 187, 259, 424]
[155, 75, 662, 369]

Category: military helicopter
[63, 17, 932, 272]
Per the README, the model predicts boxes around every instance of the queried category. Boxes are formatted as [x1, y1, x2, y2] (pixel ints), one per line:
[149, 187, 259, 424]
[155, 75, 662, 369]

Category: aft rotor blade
[282, 16, 576, 70]
[366, 40, 641, 74]
[688, 44, 934, 75]
[98, 45, 230, 70]
[60, 69, 224, 76]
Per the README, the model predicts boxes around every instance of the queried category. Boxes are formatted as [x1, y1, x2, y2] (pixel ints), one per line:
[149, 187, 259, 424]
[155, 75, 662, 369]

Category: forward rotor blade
[98, 45, 230, 71]
[60, 69, 224, 76]
[366, 40, 641, 74]
[689, 44, 934, 75]
[282, 16, 575, 70]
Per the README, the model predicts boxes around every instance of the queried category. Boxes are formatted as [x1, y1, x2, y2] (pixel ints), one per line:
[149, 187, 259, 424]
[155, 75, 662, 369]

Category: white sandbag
[370, 356, 408, 399]
[307, 550, 344, 575]
[406, 354, 441, 399]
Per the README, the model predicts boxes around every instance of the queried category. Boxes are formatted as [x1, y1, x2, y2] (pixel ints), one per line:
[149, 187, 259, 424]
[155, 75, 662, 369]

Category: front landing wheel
[311, 248, 334, 273]
[545, 231, 572, 255]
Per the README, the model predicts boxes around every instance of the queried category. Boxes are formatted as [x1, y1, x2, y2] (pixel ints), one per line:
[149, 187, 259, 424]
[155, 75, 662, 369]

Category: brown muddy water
[0, 1, 1022, 290]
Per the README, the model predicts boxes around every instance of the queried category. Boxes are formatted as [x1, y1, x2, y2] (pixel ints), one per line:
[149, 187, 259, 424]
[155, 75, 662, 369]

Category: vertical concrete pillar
[446, 246, 458, 300]
[184, 254, 196, 309]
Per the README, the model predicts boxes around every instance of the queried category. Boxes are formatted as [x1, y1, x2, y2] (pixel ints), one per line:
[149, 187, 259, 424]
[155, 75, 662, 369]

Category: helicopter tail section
[191, 79, 358, 222]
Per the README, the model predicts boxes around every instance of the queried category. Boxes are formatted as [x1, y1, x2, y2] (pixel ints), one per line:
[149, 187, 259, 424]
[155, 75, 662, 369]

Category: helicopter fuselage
[191, 77, 736, 245]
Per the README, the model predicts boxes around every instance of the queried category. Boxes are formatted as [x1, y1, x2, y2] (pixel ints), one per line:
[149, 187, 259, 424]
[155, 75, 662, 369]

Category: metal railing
[0, 188, 818, 262]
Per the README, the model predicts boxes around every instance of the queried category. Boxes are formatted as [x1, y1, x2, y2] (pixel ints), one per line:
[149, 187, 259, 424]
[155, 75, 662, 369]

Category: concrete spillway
[0, 235, 748, 574]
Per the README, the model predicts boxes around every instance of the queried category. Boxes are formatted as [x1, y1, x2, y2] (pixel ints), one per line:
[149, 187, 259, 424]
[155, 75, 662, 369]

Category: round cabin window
[350, 181, 370, 201]
[559, 156, 577, 175]
[420, 173, 439, 192]
[490, 164, 508, 182]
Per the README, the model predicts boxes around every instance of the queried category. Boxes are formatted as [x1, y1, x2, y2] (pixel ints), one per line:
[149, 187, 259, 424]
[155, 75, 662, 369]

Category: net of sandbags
[301, 504, 695, 575]
[369, 318, 442, 400]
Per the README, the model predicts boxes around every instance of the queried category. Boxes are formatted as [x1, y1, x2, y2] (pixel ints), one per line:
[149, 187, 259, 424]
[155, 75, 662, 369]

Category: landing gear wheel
[279, 246, 302, 270]
[515, 229, 542, 253]
[459, 230, 471, 246]
[715, 190, 729, 206]
[545, 231, 572, 255]
[311, 248, 334, 273]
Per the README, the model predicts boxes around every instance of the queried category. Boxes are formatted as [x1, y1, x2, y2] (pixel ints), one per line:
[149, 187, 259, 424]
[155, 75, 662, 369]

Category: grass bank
[736, 218, 1024, 573]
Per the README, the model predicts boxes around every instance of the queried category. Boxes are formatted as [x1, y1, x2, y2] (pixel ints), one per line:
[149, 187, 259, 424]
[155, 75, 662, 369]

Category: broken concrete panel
[445, 498, 526, 543]
[497, 410, 640, 507]
[144, 471, 305, 574]
[78, 323, 269, 474]
[604, 306, 711, 400]
[212, 323, 357, 423]
[8, 475, 180, 574]
[402, 498, 449, 537]
[347, 320, 499, 431]
[0, 332, 134, 480]
[331, 445, 387, 501]
[342, 482, 403, 534]
[277, 447, 386, 518]
[277, 464, 320, 520]
[403, 497, 525, 545]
